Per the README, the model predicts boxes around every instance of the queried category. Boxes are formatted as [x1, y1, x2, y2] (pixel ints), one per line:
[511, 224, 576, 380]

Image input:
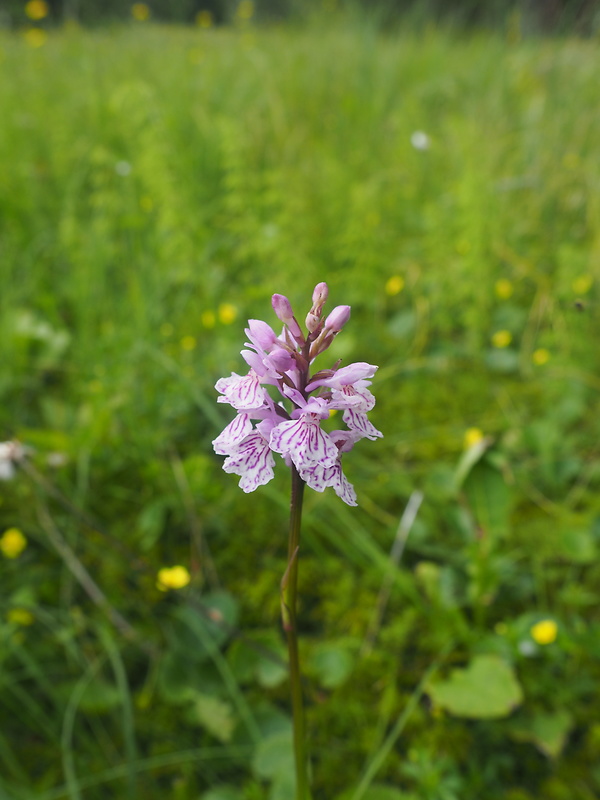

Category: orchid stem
[283, 464, 311, 800]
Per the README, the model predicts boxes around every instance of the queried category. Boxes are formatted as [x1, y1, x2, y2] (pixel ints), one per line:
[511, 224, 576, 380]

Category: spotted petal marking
[269, 416, 338, 470]
[212, 413, 253, 455]
[215, 371, 270, 411]
[222, 432, 275, 492]
[342, 408, 383, 440]
[299, 461, 357, 506]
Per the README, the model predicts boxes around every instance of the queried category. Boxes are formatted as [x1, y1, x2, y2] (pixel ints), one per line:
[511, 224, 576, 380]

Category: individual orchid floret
[212, 413, 254, 456]
[269, 397, 338, 471]
[298, 429, 359, 505]
[216, 370, 273, 411]
[222, 421, 276, 493]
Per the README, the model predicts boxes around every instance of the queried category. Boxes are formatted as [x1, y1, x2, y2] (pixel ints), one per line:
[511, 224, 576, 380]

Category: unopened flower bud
[272, 294, 294, 323]
[312, 282, 329, 306]
[267, 347, 295, 373]
[305, 311, 321, 333]
[272, 294, 303, 341]
[246, 319, 277, 351]
[324, 305, 351, 333]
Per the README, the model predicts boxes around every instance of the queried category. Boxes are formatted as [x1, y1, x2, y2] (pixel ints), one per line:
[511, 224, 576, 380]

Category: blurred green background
[2, 2, 600, 799]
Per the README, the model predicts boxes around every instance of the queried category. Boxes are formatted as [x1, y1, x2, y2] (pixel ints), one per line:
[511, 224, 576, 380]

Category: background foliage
[3, 0, 600, 31]
[1, 6, 600, 799]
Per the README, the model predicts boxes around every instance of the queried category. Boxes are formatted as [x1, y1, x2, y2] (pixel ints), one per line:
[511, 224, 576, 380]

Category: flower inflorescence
[212, 283, 382, 505]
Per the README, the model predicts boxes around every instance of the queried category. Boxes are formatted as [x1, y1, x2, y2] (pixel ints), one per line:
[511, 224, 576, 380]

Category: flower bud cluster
[212, 283, 381, 505]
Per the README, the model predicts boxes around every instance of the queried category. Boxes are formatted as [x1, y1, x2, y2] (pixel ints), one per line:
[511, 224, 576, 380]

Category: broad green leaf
[463, 461, 511, 540]
[508, 710, 573, 758]
[427, 655, 523, 719]
[251, 730, 294, 780]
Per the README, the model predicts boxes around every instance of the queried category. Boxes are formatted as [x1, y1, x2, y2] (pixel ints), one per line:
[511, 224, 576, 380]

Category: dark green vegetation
[1, 16, 600, 800]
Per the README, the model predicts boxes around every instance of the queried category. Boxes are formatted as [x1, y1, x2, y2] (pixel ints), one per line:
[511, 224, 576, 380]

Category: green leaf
[309, 643, 354, 689]
[508, 710, 573, 758]
[251, 729, 294, 781]
[77, 678, 122, 714]
[427, 655, 523, 719]
[557, 528, 596, 564]
[186, 692, 236, 743]
[463, 461, 511, 540]
[454, 437, 491, 491]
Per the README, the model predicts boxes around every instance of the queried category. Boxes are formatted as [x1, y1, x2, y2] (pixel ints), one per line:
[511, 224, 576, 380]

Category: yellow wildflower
[532, 348, 550, 365]
[492, 330, 512, 348]
[530, 619, 558, 645]
[157, 565, 191, 591]
[464, 427, 484, 449]
[495, 279, 513, 299]
[23, 27, 47, 47]
[572, 274, 593, 295]
[218, 303, 237, 325]
[385, 275, 405, 296]
[180, 335, 197, 351]
[25, 0, 49, 20]
[6, 608, 35, 626]
[0, 528, 27, 559]
[196, 9, 213, 28]
[131, 3, 151, 21]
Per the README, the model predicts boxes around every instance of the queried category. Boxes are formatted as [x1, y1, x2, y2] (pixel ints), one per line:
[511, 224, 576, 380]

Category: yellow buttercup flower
[218, 303, 237, 325]
[492, 330, 512, 348]
[131, 3, 151, 21]
[385, 275, 405, 296]
[495, 279, 513, 299]
[25, 0, 49, 20]
[0, 528, 27, 559]
[6, 608, 35, 626]
[23, 27, 47, 47]
[464, 427, 484, 449]
[157, 565, 191, 591]
[530, 619, 558, 645]
[532, 348, 550, 365]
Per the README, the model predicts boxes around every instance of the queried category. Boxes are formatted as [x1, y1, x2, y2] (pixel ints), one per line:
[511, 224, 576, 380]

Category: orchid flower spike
[213, 283, 382, 505]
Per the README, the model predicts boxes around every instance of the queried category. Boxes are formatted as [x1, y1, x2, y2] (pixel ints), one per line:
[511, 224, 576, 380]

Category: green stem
[283, 465, 310, 800]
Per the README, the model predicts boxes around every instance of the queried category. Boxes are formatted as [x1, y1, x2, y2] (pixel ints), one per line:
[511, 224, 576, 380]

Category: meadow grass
[1, 15, 600, 800]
